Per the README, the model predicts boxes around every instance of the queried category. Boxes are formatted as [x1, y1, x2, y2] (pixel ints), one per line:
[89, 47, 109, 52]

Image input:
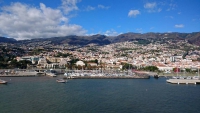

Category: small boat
[56, 79, 66, 83]
[46, 72, 57, 77]
[0, 79, 7, 84]
[172, 76, 178, 79]
[154, 75, 159, 79]
[64, 73, 68, 76]
[179, 76, 185, 79]
[45, 69, 57, 77]
[186, 76, 192, 79]
[192, 76, 199, 80]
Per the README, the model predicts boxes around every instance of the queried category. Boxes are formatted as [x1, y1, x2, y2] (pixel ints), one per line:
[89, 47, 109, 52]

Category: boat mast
[198, 68, 199, 78]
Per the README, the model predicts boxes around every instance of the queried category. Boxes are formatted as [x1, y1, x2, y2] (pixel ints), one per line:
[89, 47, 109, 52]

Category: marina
[0, 69, 151, 79]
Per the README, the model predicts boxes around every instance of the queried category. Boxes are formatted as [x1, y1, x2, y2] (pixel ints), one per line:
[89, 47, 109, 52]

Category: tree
[69, 58, 79, 69]
[144, 66, 158, 72]
[185, 68, 191, 73]
[9, 60, 32, 69]
[94, 59, 98, 65]
[18, 60, 32, 69]
[122, 63, 133, 70]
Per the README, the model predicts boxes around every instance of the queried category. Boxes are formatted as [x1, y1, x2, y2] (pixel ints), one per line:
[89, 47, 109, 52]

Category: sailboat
[192, 68, 200, 80]
[172, 67, 180, 79]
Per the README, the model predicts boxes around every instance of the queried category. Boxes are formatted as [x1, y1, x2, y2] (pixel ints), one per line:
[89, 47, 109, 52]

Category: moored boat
[45, 69, 57, 77]
[192, 76, 199, 80]
[46, 72, 57, 77]
[0, 79, 7, 84]
[56, 79, 66, 83]
[64, 72, 68, 76]
[154, 75, 159, 79]
[186, 76, 192, 79]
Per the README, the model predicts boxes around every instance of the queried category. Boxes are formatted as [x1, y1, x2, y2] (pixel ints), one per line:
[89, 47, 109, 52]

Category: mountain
[1, 32, 200, 46]
[187, 32, 200, 46]
[0, 37, 17, 43]
[113, 32, 200, 45]
[32, 34, 112, 46]
[113, 32, 194, 42]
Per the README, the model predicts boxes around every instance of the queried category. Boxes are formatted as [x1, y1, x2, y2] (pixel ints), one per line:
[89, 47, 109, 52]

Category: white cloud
[175, 24, 184, 28]
[136, 28, 143, 33]
[150, 27, 154, 30]
[128, 10, 140, 17]
[158, 8, 162, 12]
[144, 2, 162, 13]
[61, 0, 81, 14]
[165, 16, 174, 19]
[98, 4, 109, 9]
[0, 2, 86, 40]
[88, 29, 121, 36]
[84, 4, 109, 11]
[117, 25, 121, 28]
[104, 30, 121, 36]
[85, 6, 95, 11]
[144, 2, 156, 9]
[167, 3, 176, 11]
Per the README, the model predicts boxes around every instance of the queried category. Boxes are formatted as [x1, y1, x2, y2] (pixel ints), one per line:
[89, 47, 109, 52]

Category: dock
[166, 79, 200, 84]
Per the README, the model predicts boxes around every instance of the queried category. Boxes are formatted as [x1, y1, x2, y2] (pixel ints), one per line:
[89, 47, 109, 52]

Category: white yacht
[0, 79, 7, 84]
[186, 76, 192, 79]
[64, 72, 68, 76]
[192, 76, 199, 80]
[46, 73, 56, 77]
[56, 79, 66, 83]
[45, 69, 57, 77]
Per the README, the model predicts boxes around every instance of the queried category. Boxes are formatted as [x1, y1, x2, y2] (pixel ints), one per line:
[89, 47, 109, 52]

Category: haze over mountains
[1, 32, 200, 46]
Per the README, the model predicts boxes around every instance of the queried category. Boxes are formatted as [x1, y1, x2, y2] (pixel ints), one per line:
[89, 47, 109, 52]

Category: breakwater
[71, 75, 150, 79]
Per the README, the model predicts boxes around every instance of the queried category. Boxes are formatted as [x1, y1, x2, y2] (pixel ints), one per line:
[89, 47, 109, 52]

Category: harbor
[0, 69, 151, 79]
[1, 69, 200, 85]
[1, 76, 200, 113]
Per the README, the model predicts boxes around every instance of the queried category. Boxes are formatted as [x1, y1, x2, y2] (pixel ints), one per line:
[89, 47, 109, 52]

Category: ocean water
[0, 76, 200, 113]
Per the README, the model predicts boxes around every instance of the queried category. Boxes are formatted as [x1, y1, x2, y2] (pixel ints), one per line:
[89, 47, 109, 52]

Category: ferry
[0, 70, 38, 77]
[16, 70, 38, 76]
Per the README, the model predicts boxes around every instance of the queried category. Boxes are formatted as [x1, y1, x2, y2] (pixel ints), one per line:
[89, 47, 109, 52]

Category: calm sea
[0, 76, 200, 113]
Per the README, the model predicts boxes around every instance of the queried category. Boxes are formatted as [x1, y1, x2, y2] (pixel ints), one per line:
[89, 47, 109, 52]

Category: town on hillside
[0, 35, 200, 76]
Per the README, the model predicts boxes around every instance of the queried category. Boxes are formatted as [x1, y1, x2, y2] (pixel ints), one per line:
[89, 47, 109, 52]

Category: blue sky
[0, 0, 199, 40]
